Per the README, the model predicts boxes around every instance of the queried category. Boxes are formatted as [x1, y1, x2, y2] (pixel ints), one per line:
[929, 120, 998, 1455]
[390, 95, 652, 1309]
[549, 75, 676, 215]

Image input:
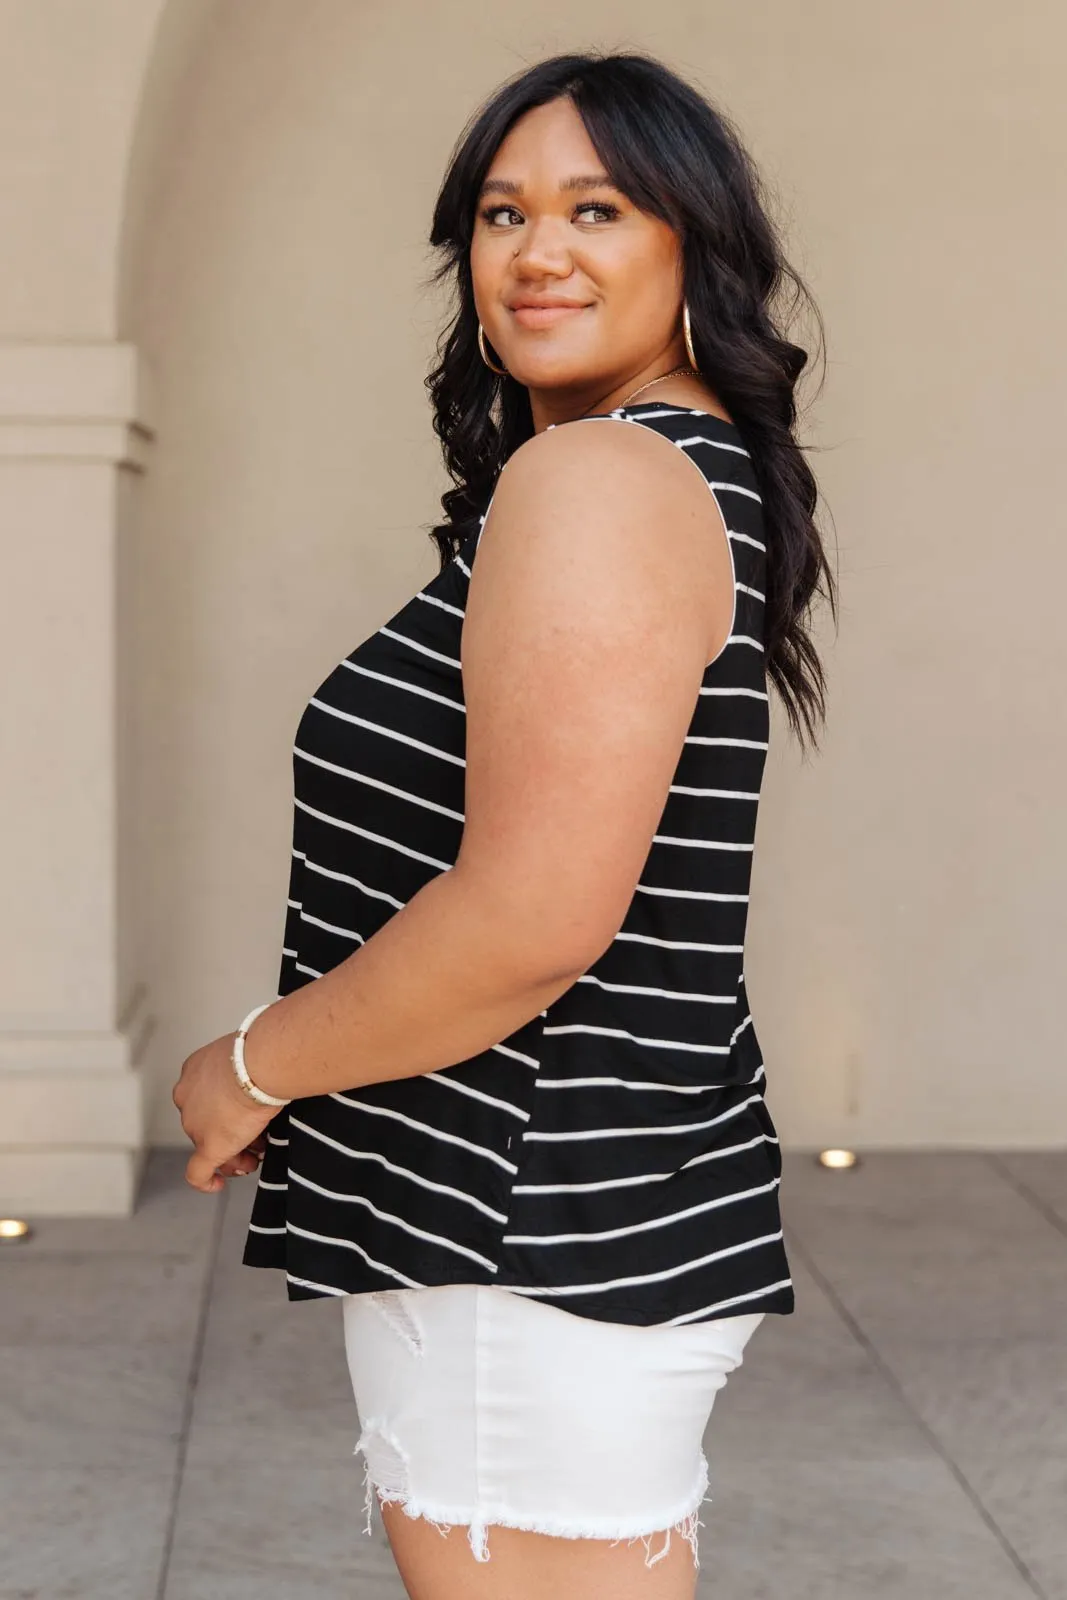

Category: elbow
[498, 911, 609, 990]
[450, 861, 617, 989]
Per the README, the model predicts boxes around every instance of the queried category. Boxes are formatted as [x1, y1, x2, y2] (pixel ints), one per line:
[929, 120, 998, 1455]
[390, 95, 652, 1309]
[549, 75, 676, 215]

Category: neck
[528, 346, 691, 433]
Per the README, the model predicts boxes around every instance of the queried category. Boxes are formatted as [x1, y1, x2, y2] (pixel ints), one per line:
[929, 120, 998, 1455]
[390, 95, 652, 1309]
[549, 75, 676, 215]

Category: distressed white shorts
[341, 1282, 765, 1567]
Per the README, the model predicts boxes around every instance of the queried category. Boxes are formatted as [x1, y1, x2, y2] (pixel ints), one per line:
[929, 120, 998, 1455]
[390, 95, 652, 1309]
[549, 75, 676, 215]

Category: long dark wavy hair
[425, 50, 837, 752]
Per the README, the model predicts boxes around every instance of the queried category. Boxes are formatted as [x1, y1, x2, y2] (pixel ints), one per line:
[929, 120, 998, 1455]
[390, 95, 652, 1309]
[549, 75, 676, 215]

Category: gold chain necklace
[613, 364, 696, 411]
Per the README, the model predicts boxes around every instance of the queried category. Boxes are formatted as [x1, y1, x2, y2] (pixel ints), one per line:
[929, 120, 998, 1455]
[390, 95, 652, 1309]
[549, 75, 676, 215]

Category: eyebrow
[477, 172, 620, 199]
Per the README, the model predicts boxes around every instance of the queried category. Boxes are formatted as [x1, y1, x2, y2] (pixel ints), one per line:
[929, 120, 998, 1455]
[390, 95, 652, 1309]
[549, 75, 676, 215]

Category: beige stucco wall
[1, 0, 1063, 1207]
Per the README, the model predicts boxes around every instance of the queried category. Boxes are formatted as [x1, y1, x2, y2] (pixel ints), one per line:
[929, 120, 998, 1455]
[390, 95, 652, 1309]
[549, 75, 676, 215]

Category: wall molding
[0, 342, 155, 469]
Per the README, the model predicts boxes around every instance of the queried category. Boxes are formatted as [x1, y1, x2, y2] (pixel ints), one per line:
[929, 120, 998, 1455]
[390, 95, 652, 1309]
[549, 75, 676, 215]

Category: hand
[172, 1033, 279, 1194]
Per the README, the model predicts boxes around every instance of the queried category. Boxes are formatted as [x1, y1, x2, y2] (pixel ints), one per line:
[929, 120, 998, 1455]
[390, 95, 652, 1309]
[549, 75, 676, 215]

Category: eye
[478, 204, 523, 228]
[575, 200, 621, 223]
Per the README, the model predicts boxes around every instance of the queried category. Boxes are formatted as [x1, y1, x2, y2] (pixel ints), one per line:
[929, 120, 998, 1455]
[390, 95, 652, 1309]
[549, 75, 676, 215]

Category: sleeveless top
[242, 401, 795, 1328]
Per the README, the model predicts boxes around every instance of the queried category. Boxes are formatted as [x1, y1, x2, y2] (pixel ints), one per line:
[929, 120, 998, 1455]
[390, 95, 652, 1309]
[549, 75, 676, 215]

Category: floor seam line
[982, 1152, 1067, 1244]
[153, 1181, 228, 1600]
[784, 1225, 1050, 1600]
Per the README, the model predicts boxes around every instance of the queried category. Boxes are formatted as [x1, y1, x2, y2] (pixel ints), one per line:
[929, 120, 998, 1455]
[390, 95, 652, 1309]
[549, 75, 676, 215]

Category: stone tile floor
[0, 1148, 1064, 1599]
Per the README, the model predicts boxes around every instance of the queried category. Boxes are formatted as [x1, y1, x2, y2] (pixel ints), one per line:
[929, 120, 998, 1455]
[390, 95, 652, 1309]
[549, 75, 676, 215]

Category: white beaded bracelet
[231, 1002, 291, 1108]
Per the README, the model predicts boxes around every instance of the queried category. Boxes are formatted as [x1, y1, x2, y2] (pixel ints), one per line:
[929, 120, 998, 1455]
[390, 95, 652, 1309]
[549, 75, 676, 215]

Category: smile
[509, 305, 589, 328]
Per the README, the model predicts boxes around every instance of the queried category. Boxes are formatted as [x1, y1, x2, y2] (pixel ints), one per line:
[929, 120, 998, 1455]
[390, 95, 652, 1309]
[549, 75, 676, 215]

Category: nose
[511, 213, 574, 279]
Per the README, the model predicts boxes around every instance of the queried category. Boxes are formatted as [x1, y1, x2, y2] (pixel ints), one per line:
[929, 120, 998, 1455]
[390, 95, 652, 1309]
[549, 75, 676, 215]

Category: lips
[509, 302, 589, 328]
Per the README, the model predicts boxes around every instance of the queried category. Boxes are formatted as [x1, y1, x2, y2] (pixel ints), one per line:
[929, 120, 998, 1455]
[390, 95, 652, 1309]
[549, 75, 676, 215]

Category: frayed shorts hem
[357, 1443, 709, 1568]
[344, 1285, 766, 1570]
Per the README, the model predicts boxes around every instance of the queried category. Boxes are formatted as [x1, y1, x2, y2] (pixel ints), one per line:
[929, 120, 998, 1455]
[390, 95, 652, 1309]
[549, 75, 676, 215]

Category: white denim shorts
[341, 1282, 765, 1567]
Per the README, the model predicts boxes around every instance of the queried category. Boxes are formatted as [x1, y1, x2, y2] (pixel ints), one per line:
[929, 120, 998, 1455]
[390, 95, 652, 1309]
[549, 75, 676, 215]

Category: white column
[0, 341, 155, 1214]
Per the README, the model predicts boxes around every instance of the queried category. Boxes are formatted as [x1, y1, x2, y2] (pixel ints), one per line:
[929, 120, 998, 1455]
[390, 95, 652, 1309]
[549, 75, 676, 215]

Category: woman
[173, 48, 834, 1600]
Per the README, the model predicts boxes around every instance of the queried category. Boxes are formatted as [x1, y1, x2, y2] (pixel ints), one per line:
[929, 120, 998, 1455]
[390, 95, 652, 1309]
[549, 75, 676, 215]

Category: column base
[0, 1146, 148, 1217]
[0, 990, 152, 1217]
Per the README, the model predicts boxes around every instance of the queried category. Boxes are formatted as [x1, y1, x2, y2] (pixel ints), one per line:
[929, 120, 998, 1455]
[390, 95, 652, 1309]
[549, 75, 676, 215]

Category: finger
[216, 1153, 258, 1178]
[185, 1150, 225, 1193]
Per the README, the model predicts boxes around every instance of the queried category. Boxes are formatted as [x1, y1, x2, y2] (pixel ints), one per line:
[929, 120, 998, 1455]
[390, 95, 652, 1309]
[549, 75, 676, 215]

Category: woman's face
[470, 97, 686, 411]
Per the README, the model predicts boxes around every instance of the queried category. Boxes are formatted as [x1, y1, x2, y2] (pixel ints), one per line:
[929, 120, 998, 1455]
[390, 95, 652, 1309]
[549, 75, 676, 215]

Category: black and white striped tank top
[243, 401, 795, 1328]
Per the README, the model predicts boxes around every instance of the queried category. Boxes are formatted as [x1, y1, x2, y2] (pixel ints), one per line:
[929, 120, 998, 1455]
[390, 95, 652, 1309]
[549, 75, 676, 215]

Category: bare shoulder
[474, 417, 731, 658]
[485, 415, 714, 540]
[466, 414, 733, 676]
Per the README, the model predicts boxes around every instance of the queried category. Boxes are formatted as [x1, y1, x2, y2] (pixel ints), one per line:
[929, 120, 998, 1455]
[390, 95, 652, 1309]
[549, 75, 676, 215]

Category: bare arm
[234, 419, 731, 1102]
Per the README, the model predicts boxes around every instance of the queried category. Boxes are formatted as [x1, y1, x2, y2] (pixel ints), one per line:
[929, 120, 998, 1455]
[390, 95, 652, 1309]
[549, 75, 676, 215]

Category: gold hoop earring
[477, 323, 508, 376]
[682, 300, 699, 372]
